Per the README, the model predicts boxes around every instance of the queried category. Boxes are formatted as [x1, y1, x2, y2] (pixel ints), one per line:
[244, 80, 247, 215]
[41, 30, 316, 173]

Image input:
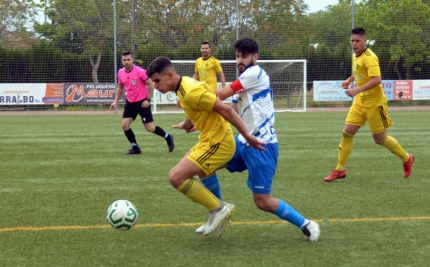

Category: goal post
[152, 59, 307, 113]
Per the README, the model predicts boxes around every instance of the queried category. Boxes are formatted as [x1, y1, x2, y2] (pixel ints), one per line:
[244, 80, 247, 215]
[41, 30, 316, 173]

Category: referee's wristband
[145, 98, 151, 102]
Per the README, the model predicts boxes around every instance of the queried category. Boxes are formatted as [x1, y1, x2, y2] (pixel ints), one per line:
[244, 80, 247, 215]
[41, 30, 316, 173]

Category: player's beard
[237, 59, 255, 74]
[124, 64, 132, 71]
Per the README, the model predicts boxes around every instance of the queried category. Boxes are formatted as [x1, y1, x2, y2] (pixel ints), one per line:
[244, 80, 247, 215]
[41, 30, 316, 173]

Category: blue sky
[32, 1, 341, 26]
[305, 0, 339, 13]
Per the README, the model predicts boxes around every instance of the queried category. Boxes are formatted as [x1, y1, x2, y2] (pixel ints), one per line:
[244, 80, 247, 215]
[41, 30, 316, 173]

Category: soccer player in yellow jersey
[324, 28, 414, 182]
[191, 42, 226, 207]
[193, 41, 226, 90]
[147, 56, 265, 237]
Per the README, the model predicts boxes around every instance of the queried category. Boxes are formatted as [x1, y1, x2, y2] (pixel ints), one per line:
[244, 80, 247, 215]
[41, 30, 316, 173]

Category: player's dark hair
[147, 56, 174, 78]
[201, 41, 210, 47]
[233, 38, 259, 55]
[351, 28, 366, 36]
[122, 51, 134, 57]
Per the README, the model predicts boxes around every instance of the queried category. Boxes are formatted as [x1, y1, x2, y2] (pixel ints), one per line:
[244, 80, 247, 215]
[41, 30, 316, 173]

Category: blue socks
[201, 176, 306, 228]
[200, 174, 222, 200]
[274, 199, 306, 228]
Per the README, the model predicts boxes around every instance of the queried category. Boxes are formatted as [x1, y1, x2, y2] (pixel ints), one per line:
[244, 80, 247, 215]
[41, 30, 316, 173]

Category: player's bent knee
[373, 133, 387, 144]
[255, 202, 274, 213]
[167, 174, 180, 188]
[144, 123, 155, 133]
[167, 170, 186, 188]
[254, 199, 272, 212]
[253, 195, 278, 213]
[375, 138, 385, 145]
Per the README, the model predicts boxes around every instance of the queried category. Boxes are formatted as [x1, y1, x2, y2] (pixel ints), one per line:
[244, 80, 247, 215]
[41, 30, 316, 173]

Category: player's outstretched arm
[212, 98, 265, 151]
[215, 85, 234, 101]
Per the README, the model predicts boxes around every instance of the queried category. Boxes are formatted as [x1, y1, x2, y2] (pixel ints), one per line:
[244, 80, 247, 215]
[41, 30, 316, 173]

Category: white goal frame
[153, 59, 307, 113]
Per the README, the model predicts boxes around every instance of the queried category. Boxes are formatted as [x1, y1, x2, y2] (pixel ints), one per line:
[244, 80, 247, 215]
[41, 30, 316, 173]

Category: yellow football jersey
[353, 48, 388, 107]
[176, 76, 232, 146]
[194, 56, 223, 90]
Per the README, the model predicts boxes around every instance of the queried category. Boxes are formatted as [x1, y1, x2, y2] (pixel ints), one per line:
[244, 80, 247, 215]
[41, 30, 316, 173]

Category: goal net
[153, 60, 307, 113]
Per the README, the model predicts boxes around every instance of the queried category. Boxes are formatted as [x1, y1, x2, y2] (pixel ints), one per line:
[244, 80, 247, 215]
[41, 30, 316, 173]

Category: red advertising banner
[63, 83, 124, 105]
[394, 80, 413, 101]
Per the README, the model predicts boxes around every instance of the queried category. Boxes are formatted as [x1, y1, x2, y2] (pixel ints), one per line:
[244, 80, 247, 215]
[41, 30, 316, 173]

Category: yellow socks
[336, 131, 354, 170]
[379, 135, 409, 162]
[176, 178, 221, 211]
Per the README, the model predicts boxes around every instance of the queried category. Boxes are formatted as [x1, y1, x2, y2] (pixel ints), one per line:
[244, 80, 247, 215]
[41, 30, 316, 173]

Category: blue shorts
[226, 136, 278, 194]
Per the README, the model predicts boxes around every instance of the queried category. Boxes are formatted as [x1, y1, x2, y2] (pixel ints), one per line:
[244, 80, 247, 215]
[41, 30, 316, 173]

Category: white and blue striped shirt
[231, 65, 277, 144]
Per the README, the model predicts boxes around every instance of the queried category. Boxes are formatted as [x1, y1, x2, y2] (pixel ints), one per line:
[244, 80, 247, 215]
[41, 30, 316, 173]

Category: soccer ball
[106, 200, 138, 231]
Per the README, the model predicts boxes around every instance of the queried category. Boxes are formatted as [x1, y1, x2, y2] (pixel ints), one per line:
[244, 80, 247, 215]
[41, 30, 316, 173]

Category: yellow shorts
[346, 102, 393, 134]
[186, 133, 235, 175]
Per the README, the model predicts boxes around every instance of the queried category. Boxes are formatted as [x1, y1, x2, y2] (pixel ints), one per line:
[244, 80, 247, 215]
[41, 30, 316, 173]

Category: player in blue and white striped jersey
[229, 65, 277, 145]
[216, 37, 320, 242]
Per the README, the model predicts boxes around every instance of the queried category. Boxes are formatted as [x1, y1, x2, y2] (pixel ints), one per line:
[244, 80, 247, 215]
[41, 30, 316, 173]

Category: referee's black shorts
[122, 99, 153, 123]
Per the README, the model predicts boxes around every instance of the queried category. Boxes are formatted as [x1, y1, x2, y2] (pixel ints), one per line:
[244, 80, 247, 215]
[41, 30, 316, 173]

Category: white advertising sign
[412, 80, 430, 100]
[0, 84, 49, 105]
[313, 81, 352, 101]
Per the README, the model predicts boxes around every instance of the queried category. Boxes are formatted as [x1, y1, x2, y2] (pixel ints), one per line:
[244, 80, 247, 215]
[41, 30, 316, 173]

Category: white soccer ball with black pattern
[106, 200, 138, 231]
